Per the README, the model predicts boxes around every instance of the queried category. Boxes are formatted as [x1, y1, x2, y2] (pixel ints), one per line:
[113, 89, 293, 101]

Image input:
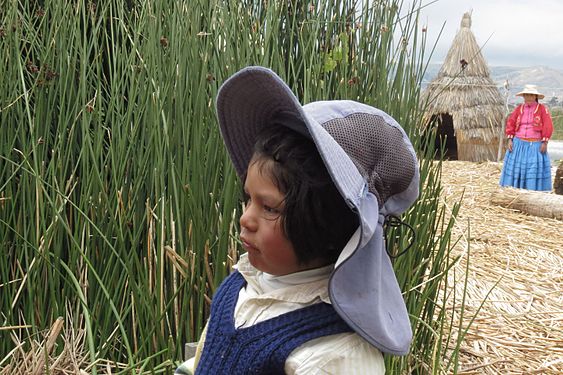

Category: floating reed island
[440, 160, 563, 374]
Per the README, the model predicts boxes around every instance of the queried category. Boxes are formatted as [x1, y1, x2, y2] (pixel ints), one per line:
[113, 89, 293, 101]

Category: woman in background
[500, 84, 553, 191]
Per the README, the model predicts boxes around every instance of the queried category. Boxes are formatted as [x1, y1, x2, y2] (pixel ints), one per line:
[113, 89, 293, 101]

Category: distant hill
[422, 64, 563, 106]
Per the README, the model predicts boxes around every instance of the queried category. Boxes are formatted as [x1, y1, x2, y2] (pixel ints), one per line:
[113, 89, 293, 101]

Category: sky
[416, 0, 563, 71]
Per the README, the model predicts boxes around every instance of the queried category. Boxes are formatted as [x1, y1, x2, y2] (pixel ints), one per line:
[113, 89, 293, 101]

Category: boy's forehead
[245, 156, 278, 184]
[248, 154, 275, 172]
[244, 161, 284, 199]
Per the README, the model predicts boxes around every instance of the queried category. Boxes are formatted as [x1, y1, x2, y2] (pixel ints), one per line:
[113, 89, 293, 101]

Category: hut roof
[422, 12, 504, 136]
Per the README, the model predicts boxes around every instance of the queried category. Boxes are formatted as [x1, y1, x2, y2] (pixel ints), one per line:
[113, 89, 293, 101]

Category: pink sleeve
[541, 105, 553, 141]
[505, 107, 519, 137]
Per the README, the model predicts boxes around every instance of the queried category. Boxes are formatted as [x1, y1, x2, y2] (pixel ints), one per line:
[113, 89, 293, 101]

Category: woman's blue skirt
[500, 138, 552, 191]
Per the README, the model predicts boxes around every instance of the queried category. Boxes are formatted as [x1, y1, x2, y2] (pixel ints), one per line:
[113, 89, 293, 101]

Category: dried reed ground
[440, 160, 563, 374]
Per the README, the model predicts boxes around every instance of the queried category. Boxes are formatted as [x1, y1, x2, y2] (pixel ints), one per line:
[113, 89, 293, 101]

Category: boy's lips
[240, 236, 258, 252]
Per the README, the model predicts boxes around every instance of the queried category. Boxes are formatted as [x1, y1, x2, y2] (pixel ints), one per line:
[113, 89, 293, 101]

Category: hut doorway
[433, 113, 458, 159]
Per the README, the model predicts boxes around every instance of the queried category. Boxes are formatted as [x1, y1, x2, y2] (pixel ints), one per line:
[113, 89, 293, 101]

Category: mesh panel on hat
[321, 113, 415, 205]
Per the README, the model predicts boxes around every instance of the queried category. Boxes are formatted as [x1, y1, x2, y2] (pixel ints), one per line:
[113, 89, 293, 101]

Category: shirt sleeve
[285, 332, 386, 375]
[541, 105, 554, 141]
[505, 106, 519, 137]
[175, 323, 208, 375]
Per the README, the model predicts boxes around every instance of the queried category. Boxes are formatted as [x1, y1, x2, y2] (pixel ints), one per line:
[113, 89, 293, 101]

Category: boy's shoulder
[286, 331, 386, 374]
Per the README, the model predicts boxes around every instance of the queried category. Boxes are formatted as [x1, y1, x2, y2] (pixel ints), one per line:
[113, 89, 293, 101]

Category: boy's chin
[246, 250, 262, 270]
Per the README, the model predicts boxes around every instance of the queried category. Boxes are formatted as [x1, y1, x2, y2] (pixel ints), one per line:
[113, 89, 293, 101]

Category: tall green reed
[1, 0, 468, 372]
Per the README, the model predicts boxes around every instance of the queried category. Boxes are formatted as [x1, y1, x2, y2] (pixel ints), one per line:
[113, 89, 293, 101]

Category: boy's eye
[241, 189, 283, 218]
[263, 205, 280, 214]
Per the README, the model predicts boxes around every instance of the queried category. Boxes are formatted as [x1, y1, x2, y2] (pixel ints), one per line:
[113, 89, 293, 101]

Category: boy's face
[240, 161, 305, 276]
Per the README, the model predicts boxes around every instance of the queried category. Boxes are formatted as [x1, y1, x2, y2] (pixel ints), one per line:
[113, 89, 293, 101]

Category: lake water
[550, 140, 563, 164]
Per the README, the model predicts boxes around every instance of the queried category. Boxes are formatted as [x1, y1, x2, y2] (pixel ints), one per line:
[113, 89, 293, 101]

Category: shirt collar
[234, 254, 333, 303]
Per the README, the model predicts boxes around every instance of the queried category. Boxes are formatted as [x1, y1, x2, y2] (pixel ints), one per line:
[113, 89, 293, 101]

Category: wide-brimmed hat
[216, 66, 419, 355]
[516, 84, 545, 99]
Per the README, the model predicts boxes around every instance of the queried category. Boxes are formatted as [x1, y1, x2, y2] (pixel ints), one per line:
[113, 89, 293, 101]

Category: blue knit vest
[195, 271, 352, 375]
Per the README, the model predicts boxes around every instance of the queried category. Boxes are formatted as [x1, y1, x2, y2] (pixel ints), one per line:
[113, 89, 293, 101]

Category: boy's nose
[239, 205, 257, 232]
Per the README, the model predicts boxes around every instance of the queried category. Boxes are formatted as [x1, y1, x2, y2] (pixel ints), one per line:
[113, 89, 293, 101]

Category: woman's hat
[215, 66, 419, 355]
[516, 84, 545, 99]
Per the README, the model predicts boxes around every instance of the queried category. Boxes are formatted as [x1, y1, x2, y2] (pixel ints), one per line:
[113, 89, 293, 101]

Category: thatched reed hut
[421, 12, 504, 162]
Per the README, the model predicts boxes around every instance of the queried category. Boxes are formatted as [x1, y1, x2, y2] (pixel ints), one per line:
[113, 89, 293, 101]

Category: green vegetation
[1, 0, 470, 373]
[551, 108, 563, 140]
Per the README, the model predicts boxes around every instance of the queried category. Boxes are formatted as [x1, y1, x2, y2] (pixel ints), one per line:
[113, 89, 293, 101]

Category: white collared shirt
[179, 254, 385, 374]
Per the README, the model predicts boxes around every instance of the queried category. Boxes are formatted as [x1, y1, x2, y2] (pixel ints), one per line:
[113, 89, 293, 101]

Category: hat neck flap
[329, 192, 412, 355]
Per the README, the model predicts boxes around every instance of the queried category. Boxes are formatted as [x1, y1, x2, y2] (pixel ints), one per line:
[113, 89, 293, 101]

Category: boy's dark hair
[247, 115, 359, 266]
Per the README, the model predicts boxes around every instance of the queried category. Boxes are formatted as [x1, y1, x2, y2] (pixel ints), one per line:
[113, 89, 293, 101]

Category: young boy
[176, 66, 419, 374]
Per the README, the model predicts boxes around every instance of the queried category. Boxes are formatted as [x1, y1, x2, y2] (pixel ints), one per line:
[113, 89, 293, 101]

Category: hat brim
[216, 67, 309, 179]
[216, 66, 413, 355]
[516, 91, 545, 99]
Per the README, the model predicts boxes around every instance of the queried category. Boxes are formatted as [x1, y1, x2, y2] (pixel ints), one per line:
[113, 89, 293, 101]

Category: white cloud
[418, 0, 563, 70]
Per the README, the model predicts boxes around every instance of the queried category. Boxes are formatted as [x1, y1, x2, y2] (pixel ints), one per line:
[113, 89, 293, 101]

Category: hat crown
[304, 106, 416, 211]
[522, 84, 539, 92]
